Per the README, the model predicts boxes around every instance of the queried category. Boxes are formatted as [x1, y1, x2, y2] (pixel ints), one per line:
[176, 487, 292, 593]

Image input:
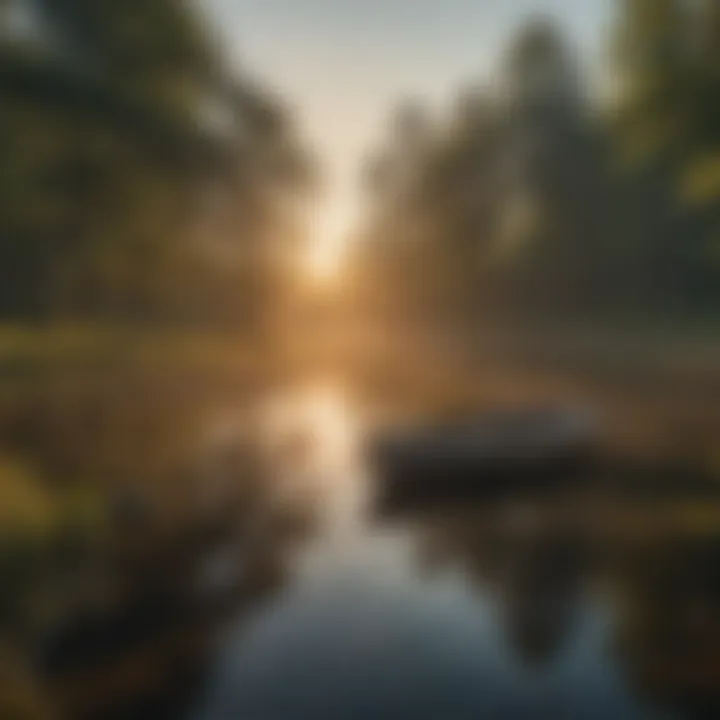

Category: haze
[206, 0, 612, 269]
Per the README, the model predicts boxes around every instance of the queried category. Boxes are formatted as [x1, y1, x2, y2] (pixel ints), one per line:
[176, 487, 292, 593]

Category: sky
[205, 0, 613, 274]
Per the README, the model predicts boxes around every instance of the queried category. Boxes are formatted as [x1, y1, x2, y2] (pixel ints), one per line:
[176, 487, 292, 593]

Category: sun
[307, 236, 346, 285]
[305, 200, 355, 286]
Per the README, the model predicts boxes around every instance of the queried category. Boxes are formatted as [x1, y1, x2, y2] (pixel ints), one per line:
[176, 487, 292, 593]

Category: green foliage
[0, 459, 55, 535]
[36, 0, 217, 111]
[355, 18, 615, 322]
[356, 5, 720, 326]
[0, 0, 313, 322]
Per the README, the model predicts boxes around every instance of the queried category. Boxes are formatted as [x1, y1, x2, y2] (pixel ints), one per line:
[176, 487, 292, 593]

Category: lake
[8, 368, 720, 720]
[191, 382, 720, 720]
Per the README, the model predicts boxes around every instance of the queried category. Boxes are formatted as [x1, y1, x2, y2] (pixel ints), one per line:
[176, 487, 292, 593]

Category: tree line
[0, 0, 314, 324]
[351, 0, 720, 328]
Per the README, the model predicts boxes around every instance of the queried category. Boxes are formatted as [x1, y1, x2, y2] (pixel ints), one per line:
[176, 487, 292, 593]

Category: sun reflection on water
[259, 382, 370, 530]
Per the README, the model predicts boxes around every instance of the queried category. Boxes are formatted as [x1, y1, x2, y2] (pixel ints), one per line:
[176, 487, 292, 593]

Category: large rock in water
[370, 406, 599, 508]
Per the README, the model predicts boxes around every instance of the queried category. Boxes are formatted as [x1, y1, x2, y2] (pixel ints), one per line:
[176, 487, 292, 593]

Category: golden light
[305, 198, 355, 286]
[258, 382, 369, 526]
[307, 237, 345, 285]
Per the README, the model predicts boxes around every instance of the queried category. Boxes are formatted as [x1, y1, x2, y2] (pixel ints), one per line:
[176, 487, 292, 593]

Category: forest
[0, 1, 719, 331]
[0, 0, 313, 325]
[351, 0, 720, 328]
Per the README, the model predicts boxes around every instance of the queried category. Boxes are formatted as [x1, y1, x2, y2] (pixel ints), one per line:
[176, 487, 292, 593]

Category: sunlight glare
[306, 198, 355, 285]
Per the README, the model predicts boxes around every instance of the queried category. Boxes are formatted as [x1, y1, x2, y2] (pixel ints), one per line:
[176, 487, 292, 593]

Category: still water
[189, 382, 715, 720]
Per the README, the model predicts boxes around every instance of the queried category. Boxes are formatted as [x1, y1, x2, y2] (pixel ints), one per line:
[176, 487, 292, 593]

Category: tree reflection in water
[611, 534, 720, 718]
[2, 371, 328, 720]
[409, 500, 720, 718]
[411, 508, 590, 667]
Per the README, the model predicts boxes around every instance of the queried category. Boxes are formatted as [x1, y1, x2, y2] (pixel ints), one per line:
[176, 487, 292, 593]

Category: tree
[0, 0, 314, 322]
[611, 0, 720, 307]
